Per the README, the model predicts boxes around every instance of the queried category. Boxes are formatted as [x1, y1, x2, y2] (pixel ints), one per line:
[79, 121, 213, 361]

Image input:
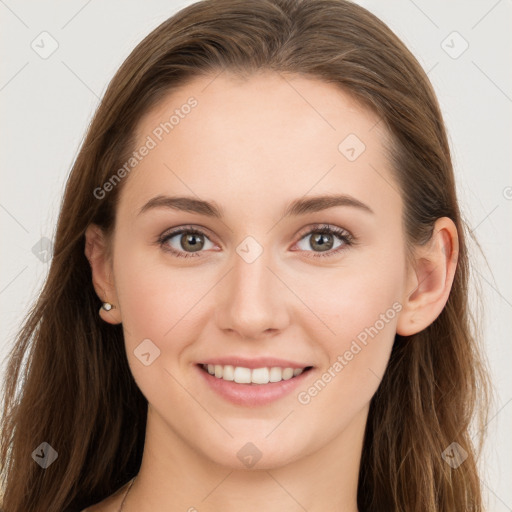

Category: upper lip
[198, 357, 313, 370]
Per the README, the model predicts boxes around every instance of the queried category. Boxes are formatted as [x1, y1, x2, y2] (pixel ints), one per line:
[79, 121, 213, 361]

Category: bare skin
[84, 71, 458, 511]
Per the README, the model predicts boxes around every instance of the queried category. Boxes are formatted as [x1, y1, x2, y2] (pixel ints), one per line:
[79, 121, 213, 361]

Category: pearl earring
[101, 302, 115, 312]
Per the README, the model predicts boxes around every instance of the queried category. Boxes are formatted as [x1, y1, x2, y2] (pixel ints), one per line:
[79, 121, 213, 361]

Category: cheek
[114, 260, 168, 337]
[112, 250, 206, 402]
[291, 250, 404, 413]
[111, 245, 182, 353]
[113, 247, 214, 360]
[296, 249, 405, 344]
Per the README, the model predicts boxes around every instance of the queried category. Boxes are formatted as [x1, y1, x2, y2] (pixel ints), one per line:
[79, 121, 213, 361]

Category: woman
[0, 0, 491, 510]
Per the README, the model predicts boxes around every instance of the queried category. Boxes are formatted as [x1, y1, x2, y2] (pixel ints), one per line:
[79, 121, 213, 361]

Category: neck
[125, 404, 367, 512]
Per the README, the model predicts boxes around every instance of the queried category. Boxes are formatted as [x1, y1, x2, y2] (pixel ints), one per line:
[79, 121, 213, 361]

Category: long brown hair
[0, 1, 492, 510]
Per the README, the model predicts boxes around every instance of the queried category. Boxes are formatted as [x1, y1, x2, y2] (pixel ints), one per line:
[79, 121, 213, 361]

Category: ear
[84, 223, 122, 325]
[396, 217, 459, 336]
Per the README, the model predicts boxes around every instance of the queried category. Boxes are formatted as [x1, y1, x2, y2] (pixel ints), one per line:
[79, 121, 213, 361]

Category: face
[101, 71, 411, 469]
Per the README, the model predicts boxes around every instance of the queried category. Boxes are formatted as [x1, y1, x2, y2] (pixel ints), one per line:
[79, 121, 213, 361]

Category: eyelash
[157, 223, 354, 259]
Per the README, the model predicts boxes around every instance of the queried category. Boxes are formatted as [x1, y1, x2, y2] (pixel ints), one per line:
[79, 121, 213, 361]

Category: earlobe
[84, 224, 122, 325]
[396, 217, 458, 336]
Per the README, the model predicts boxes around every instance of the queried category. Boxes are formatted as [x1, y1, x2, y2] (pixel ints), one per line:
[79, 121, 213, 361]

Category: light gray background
[1, 0, 511, 509]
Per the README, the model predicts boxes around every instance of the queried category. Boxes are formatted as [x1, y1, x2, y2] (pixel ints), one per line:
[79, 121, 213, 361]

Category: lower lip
[196, 364, 314, 407]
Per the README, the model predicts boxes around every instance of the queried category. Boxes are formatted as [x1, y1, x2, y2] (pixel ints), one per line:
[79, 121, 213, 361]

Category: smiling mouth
[198, 363, 314, 385]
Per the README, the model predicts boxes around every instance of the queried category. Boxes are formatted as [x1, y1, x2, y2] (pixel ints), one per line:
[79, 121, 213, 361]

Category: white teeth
[233, 366, 252, 384]
[251, 367, 269, 384]
[269, 367, 282, 382]
[222, 364, 235, 381]
[202, 364, 307, 384]
[282, 368, 294, 380]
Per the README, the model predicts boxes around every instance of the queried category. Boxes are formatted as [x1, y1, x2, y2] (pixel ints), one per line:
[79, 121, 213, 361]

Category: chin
[201, 434, 309, 471]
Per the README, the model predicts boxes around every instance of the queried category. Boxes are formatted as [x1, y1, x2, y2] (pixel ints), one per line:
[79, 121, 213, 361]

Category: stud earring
[101, 302, 115, 312]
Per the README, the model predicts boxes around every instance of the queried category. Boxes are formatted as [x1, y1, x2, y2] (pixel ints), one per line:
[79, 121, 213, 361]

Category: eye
[158, 226, 215, 258]
[293, 223, 354, 258]
[158, 223, 354, 259]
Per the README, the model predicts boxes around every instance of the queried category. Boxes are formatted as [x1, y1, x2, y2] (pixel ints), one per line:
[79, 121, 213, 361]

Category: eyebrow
[137, 193, 374, 218]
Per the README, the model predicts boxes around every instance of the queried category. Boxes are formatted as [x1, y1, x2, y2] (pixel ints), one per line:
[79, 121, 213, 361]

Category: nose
[214, 250, 290, 340]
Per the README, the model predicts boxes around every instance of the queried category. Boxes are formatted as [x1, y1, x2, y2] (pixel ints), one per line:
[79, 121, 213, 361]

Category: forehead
[119, 71, 400, 222]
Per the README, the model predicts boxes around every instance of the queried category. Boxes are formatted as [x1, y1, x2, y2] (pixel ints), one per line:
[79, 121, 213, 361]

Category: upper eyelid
[296, 223, 351, 237]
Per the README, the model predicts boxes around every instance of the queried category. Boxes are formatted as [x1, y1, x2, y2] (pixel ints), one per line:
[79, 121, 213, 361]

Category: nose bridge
[215, 240, 288, 338]
[232, 244, 271, 301]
